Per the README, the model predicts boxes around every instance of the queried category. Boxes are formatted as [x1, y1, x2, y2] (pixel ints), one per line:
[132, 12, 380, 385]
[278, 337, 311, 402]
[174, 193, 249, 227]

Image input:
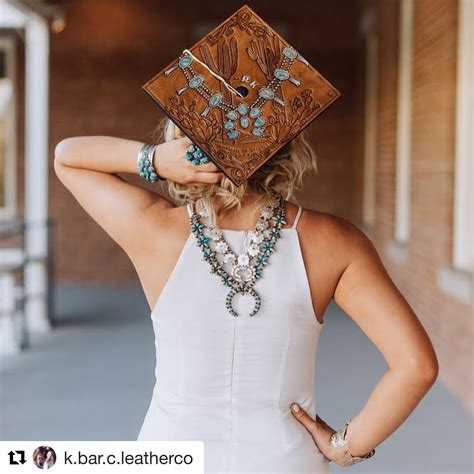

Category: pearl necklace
[189, 195, 287, 317]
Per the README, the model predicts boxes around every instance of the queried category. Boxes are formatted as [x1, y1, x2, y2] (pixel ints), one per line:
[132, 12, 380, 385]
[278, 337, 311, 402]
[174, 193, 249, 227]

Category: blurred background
[0, 0, 472, 472]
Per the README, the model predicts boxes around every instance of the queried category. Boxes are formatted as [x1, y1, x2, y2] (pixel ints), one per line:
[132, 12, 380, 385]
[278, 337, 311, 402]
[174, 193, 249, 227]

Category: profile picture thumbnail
[33, 446, 56, 469]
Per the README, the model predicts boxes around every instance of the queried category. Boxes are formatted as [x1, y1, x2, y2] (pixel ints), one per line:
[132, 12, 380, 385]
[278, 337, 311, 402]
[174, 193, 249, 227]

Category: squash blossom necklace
[188, 194, 287, 317]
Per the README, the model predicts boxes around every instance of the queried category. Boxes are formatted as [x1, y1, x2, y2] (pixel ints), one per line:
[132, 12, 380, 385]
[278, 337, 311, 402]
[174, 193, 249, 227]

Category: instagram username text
[64, 450, 195, 466]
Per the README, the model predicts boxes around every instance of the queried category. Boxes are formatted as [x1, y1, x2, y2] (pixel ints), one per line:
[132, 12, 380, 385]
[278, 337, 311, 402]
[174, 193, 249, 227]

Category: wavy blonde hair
[151, 117, 318, 227]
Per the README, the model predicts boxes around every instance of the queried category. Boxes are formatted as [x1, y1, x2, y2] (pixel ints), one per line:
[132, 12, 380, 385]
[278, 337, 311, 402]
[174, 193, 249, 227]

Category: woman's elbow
[405, 354, 440, 386]
[54, 137, 76, 164]
[420, 359, 439, 386]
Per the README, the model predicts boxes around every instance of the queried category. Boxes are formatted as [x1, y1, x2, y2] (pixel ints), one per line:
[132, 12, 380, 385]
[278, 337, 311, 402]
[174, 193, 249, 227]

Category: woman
[43, 449, 56, 469]
[54, 118, 439, 472]
[33, 448, 46, 469]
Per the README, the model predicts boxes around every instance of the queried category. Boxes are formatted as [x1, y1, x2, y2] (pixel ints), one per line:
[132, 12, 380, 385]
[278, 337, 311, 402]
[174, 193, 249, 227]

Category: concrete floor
[0, 284, 472, 473]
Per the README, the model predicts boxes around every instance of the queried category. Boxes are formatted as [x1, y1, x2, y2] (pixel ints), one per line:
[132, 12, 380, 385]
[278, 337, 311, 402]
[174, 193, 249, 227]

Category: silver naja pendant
[225, 287, 262, 317]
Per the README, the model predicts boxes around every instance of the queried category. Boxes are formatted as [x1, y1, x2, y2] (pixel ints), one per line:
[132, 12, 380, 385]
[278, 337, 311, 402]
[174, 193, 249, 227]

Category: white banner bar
[0, 441, 204, 474]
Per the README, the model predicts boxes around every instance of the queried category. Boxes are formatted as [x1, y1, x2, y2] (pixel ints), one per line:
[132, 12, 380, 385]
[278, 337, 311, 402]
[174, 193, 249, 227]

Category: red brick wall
[13, 0, 363, 283]
[364, 0, 473, 413]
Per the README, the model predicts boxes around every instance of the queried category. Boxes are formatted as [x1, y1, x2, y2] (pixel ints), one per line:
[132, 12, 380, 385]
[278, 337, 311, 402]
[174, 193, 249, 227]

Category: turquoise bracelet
[137, 143, 165, 183]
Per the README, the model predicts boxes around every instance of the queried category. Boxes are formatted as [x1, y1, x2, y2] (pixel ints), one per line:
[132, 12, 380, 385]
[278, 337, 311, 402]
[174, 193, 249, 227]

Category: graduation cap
[142, 4, 341, 187]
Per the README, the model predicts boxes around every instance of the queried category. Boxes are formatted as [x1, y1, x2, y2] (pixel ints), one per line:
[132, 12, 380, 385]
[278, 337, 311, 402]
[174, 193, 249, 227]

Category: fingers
[291, 404, 337, 463]
[185, 160, 224, 184]
[173, 139, 224, 184]
[290, 403, 317, 434]
[291, 405, 335, 443]
[189, 171, 224, 184]
[193, 161, 221, 173]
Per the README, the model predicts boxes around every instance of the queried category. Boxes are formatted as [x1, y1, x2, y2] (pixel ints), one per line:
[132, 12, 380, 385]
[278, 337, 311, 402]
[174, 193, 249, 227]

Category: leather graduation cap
[142, 4, 341, 187]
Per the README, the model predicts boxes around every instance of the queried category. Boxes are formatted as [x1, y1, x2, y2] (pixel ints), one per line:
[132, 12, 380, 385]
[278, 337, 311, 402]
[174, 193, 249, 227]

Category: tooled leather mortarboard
[142, 4, 341, 187]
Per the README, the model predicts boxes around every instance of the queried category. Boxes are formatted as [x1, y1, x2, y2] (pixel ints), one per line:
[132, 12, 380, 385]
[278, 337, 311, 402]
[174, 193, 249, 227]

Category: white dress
[137, 203, 329, 474]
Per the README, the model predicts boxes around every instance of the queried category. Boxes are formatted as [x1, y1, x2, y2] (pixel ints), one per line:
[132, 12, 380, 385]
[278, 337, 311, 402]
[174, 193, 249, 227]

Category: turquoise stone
[258, 87, 274, 99]
[249, 107, 261, 118]
[252, 127, 263, 137]
[274, 68, 289, 80]
[226, 110, 238, 120]
[254, 117, 266, 127]
[224, 121, 235, 130]
[179, 55, 193, 68]
[189, 75, 204, 88]
[209, 93, 222, 106]
[228, 130, 239, 139]
[238, 103, 248, 115]
[283, 47, 297, 59]
[240, 117, 250, 128]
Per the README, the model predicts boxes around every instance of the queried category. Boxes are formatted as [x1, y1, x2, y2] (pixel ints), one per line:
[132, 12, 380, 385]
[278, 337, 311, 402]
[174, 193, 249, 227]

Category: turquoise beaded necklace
[188, 194, 287, 317]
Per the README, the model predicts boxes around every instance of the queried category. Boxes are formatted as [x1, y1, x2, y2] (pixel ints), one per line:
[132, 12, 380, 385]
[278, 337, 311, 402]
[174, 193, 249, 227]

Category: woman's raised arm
[54, 135, 223, 259]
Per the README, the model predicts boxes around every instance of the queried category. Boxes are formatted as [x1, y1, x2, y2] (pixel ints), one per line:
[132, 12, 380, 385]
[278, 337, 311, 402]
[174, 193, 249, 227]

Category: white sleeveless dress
[137, 203, 329, 474]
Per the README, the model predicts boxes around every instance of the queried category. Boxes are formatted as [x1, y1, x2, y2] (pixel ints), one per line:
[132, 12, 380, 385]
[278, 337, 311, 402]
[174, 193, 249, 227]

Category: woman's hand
[154, 136, 225, 185]
[290, 403, 358, 467]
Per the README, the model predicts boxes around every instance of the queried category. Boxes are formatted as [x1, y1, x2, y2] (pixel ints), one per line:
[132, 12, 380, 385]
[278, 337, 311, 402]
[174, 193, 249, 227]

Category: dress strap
[292, 206, 303, 229]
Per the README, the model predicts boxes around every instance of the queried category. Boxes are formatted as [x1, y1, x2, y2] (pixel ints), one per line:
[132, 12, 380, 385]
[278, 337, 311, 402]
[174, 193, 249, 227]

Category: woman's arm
[291, 221, 439, 464]
[54, 135, 223, 258]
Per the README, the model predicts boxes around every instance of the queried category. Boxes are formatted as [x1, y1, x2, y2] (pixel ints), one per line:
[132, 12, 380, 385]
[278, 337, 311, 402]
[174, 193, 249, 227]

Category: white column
[24, 16, 51, 332]
[453, 0, 473, 271]
[394, 0, 414, 244]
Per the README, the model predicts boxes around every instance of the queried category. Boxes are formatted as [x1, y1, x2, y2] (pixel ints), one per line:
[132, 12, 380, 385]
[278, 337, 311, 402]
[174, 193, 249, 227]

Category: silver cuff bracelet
[330, 420, 376, 466]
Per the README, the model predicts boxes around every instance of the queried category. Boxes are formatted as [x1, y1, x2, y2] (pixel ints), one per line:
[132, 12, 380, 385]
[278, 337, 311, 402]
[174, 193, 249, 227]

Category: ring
[185, 144, 210, 166]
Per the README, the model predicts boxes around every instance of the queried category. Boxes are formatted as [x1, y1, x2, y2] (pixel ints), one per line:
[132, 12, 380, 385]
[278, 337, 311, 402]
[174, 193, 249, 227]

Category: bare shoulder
[295, 206, 378, 319]
[145, 200, 191, 243]
[300, 206, 372, 262]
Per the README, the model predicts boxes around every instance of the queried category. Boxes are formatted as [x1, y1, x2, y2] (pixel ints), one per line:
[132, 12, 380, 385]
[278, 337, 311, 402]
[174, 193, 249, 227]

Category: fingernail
[291, 403, 300, 412]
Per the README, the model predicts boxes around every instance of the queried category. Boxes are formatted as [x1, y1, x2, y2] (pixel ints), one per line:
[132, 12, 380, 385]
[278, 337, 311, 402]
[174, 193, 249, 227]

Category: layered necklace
[188, 194, 287, 317]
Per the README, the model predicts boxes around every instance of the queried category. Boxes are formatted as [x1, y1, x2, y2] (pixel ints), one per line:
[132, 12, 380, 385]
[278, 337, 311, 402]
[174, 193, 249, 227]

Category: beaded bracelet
[137, 143, 165, 182]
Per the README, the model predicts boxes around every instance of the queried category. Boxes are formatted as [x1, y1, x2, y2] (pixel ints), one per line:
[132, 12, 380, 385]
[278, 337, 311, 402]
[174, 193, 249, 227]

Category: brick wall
[362, 0, 473, 413]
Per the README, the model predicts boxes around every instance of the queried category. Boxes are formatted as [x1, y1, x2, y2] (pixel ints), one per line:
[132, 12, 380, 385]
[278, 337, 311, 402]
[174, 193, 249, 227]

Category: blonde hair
[151, 117, 318, 227]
